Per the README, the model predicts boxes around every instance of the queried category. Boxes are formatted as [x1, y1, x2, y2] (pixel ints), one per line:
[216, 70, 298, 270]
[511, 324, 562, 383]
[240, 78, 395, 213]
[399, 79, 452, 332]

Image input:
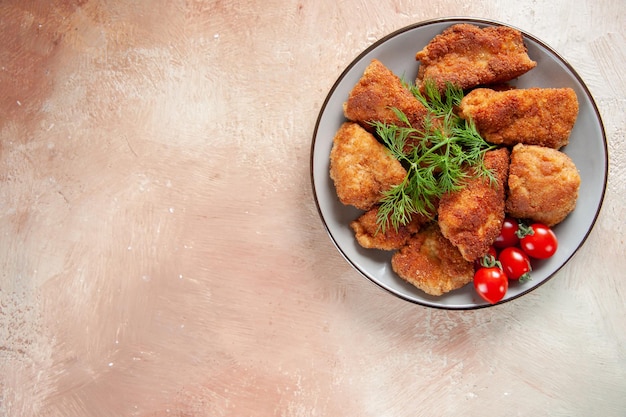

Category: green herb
[371, 80, 496, 234]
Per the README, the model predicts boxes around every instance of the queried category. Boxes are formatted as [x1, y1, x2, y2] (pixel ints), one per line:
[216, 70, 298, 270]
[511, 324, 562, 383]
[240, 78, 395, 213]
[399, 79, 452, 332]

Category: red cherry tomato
[473, 266, 508, 304]
[519, 223, 558, 259]
[493, 217, 520, 248]
[499, 247, 532, 282]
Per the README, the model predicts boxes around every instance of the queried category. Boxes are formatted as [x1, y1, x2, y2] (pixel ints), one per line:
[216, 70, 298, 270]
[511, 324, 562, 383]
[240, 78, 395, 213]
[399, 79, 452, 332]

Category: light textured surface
[0, 1, 624, 416]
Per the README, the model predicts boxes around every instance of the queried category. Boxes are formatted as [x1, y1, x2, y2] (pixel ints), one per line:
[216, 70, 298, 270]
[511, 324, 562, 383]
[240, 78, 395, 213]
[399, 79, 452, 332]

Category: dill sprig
[371, 80, 496, 234]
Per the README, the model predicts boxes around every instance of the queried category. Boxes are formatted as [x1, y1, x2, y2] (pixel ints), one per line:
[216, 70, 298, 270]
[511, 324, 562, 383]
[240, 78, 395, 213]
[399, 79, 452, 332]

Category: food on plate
[493, 216, 520, 248]
[368, 79, 495, 233]
[391, 223, 474, 296]
[343, 58, 429, 130]
[477, 219, 559, 295]
[458, 87, 579, 149]
[350, 206, 428, 250]
[498, 246, 532, 282]
[329, 122, 407, 211]
[505, 143, 580, 226]
[473, 258, 509, 304]
[327, 22, 580, 301]
[438, 147, 510, 262]
[517, 222, 559, 259]
[414, 23, 537, 93]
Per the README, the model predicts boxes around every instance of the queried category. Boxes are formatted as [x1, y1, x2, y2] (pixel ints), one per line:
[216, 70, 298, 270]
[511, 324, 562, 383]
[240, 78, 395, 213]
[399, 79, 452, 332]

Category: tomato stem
[515, 221, 534, 239]
[479, 254, 502, 269]
[519, 272, 532, 284]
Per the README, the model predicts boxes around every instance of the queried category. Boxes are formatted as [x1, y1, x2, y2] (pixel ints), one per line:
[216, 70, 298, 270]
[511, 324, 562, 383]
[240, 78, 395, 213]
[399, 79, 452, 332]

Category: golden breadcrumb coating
[391, 223, 474, 296]
[350, 206, 430, 251]
[438, 148, 510, 262]
[415, 23, 537, 93]
[329, 122, 407, 211]
[506, 144, 580, 226]
[458, 87, 579, 149]
[343, 59, 428, 129]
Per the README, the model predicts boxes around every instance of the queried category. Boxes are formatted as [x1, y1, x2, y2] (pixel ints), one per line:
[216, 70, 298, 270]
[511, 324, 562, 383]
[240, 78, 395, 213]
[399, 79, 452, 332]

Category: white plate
[310, 17, 608, 309]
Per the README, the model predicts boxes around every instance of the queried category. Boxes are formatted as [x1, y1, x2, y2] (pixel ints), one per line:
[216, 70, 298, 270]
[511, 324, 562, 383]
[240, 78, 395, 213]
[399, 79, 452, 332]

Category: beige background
[1, 1, 624, 416]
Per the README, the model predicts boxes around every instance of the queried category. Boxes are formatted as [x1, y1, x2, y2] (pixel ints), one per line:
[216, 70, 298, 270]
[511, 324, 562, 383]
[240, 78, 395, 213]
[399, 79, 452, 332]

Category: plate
[310, 17, 608, 309]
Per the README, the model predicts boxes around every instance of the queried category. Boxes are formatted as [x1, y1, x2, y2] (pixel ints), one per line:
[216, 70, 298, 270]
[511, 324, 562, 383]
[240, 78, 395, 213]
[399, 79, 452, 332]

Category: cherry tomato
[519, 223, 558, 259]
[473, 266, 508, 304]
[493, 217, 520, 248]
[499, 247, 532, 282]
[474, 245, 497, 271]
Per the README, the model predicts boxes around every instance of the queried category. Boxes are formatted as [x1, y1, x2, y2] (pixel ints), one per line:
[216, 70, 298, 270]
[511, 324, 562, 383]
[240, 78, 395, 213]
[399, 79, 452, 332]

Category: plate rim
[309, 16, 609, 310]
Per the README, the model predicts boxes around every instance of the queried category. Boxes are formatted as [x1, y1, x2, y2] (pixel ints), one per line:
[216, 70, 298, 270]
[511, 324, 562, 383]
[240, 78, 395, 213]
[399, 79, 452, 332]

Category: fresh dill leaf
[373, 79, 496, 234]
[415, 79, 463, 118]
[400, 76, 421, 99]
[369, 119, 417, 162]
[377, 180, 418, 233]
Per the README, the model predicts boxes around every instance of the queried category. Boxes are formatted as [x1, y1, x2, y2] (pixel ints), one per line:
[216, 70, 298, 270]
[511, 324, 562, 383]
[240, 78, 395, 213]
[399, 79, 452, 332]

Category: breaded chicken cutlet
[415, 23, 537, 93]
[350, 206, 430, 251]
[391, 223, 474, 296]
[343, 59, 428, 130]
[458, 87, 579, 149]
[438, 148, 510, 262]
[506, 144, 580, 226]
[329, 122, 407, 211]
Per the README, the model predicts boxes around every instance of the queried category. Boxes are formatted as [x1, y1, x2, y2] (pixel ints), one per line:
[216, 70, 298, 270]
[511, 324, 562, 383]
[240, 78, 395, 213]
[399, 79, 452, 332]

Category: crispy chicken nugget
[391, 223, 474, 296]
[415, 23, 537, 93]
[329, 122, 406, 211]
[350, 206, 430, 251]
[343, 59, 428, 129]
[506, 144, 580, 226]
[458, 87, 579, 149]
[438, 148, 510, 262]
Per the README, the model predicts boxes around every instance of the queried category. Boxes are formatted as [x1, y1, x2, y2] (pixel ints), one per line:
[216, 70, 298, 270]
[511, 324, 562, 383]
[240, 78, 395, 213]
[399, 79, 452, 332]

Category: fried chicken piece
[329, 122, 406, 211]
[506, 144, 580, 226]
[438, 148, 510, 262]
[350, 206, 430, 251]
[343, 59, 428, 129]
[415, 23, 537, 93]
[458, 87, 579, 149]
[391, 223, 474, 296]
